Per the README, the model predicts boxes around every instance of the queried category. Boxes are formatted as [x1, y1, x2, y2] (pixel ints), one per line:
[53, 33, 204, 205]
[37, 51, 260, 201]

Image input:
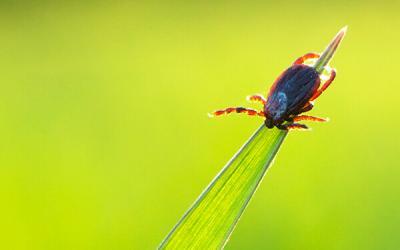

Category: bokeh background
[1, 1, 399, 249]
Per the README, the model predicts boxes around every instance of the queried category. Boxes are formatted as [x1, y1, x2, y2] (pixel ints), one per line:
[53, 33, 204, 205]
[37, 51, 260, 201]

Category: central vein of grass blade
[159, 126, 287, 249]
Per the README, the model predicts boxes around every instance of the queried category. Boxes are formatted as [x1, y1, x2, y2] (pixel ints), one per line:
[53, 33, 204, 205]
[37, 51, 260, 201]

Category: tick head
[264, 110, 285, 128]
[264, 117, 274, 129]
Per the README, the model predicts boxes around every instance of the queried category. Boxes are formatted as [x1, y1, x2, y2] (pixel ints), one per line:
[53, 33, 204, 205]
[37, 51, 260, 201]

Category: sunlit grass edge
[159, 126, 287, 249]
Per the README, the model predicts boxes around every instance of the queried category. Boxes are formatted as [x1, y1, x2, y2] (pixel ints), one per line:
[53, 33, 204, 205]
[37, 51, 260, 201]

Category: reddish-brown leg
[310, 68, 336, 101]
[294, 115, 328, 122]
[209, 107, 265, 117]
[300, 102, 314, 113]
[247, 94, 266, 105]
[293, 53, 320, 65]
[278, 123, 309, 130]
[291, 101, 314, 116]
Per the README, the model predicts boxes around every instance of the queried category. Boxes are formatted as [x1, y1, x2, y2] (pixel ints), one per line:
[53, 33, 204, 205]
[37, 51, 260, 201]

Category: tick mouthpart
[264, 118, 274, 129]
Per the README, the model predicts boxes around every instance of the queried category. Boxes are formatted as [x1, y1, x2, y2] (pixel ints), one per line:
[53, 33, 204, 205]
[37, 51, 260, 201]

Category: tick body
[209, 26, 347, 130]
[263, 53, 336, 130]
[209, 52, 337, 130]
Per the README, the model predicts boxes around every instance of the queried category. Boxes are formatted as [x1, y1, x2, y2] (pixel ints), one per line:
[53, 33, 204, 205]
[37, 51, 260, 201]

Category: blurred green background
[1, 1, 399, 249]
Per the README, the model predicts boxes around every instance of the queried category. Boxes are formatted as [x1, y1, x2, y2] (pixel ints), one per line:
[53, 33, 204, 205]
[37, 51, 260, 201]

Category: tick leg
[286, 123, 309, 130]
[277, 123, 309, 131]
[293, 115, 328, 122]
[246, 94, 266, 105]
[291, 101, 314, 116]
[209, 107, 265, 117]
[300, 102, 314, 113]
[310, 68, 336, 101]
[293, 52, 320, 65]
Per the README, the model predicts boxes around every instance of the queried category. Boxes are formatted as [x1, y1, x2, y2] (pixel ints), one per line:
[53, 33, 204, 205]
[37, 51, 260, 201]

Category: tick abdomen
[266, 64, 320, 118]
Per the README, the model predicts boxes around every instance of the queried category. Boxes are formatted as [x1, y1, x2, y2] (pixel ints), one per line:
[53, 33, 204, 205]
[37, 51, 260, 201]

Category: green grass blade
[159, 26, 346, 249]
[313, 26, 347, 73]
[159, 126, 287, 249]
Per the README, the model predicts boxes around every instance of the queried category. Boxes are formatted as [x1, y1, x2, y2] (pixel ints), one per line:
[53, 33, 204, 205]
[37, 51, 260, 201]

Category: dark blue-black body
[210, 27, 345, 130]
[210, 52, 337, 130]
[264, 64, 320, 129]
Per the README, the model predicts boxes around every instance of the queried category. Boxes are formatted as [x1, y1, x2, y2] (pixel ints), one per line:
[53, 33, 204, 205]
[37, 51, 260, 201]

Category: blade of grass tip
[159, 27, 347, 249]
[159, 126, 287, 249]
[313, 26, 347, 74]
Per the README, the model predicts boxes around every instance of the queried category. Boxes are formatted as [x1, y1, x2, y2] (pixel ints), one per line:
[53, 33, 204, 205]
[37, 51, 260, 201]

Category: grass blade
[159, 26, 346, 249]
[159, 126, 287, 249]
[314, 26, 347, 74]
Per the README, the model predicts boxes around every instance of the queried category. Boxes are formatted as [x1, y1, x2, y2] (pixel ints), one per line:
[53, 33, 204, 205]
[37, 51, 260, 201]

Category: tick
[209, 27, 346, 130]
